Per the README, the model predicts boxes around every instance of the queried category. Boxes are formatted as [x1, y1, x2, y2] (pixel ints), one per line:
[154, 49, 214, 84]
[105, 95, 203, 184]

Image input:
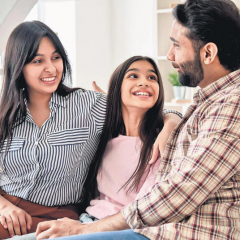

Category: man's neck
[199, 64, 231, 89]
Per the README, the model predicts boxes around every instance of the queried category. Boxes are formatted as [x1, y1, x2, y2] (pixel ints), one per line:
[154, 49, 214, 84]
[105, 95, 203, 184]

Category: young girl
[1, 21, 180, 239]
[82, 56, 168, 222]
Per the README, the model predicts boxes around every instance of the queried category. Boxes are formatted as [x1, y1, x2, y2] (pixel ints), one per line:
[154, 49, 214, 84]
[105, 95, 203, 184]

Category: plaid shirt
[122, 69, 240, 240]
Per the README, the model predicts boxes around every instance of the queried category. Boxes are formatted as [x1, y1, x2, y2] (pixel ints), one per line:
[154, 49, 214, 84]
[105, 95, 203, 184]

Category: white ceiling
[0, 0, 38, 54]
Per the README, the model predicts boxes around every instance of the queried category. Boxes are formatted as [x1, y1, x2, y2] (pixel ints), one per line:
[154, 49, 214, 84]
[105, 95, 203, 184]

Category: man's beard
[173, 52, 204, 87]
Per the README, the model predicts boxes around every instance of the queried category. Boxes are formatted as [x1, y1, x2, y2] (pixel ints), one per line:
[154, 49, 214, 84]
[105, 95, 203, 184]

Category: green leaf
[167, 70, 182, 86]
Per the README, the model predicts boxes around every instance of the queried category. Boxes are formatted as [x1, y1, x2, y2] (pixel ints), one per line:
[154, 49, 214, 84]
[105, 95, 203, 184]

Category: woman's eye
[52, 56, 61, 60]
[33, 59, 42, 64]
[174, 43, 179, 48]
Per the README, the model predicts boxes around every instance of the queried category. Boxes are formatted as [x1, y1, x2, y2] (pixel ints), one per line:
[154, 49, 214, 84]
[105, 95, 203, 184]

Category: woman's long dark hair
[0, 21, 79, 156]
[84, 56, 164, 202]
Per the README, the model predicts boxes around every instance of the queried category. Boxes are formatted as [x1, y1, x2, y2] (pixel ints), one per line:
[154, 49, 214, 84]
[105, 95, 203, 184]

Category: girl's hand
[0, 203, 32, 237]
[150, 113, 181, 164]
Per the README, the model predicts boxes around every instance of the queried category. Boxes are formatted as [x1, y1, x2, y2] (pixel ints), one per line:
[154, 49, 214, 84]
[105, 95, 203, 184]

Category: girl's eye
[129, 74, 137, 78]
[149, 75, 157, 81]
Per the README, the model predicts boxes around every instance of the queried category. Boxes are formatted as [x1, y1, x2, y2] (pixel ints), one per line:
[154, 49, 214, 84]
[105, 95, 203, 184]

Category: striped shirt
[0, 89, 106, 206]
[122, 69, 240, 240]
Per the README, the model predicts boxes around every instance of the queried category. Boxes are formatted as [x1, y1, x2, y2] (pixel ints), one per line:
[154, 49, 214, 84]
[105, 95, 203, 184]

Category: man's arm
[36, 213, 129, 239]
[150, 112, 182, 164]
[123, 95, 240, 229]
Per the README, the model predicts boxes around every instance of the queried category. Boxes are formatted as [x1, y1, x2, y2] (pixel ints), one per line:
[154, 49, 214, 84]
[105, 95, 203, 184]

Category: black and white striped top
[0, 89, 106, 206]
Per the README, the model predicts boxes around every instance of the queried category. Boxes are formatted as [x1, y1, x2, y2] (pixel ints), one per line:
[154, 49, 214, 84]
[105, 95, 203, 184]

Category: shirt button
[31, 180, 34, 184]
[35, 141, 38, 146]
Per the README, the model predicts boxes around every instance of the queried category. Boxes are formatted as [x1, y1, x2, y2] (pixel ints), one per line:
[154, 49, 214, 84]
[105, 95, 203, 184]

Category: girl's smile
[132, 90, 152, 97]
[121, 60, 159, 114]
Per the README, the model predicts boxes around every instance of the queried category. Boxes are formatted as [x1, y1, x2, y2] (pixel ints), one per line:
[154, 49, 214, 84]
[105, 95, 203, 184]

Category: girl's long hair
[84, 56, 164, 202]
[0, 21, 79, 157]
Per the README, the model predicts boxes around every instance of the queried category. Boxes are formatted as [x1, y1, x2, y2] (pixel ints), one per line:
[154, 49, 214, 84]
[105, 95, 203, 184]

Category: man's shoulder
[213, 84, 240, 104]
[208, 69, 240, 103]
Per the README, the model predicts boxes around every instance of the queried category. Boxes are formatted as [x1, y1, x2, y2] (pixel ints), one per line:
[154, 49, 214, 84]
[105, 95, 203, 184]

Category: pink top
[86, 135, 161, 219]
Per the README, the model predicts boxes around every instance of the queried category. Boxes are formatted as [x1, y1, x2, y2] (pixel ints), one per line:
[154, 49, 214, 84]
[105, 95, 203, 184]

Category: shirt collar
[22, 90, 68, 109]
[50, 91, 67, 108]
[193, 69, 240, 104]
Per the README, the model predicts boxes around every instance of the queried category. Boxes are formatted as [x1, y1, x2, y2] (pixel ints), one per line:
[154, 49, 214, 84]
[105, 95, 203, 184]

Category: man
[36, 0, 240, 239]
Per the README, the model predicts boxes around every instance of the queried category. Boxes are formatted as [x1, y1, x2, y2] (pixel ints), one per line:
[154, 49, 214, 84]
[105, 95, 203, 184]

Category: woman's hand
[92, 81, 106, 94]
[150, 112, 181, 164]
[0, 200, 32, 237]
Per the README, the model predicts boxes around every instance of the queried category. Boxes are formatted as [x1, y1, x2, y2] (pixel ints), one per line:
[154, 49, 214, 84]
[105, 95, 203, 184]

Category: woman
[0, 21, 180, 239]
[0, 21, 106, 239]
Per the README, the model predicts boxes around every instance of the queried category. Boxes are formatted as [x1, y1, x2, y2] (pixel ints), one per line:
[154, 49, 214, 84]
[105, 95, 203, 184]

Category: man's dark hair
[173, 0, 240, 71]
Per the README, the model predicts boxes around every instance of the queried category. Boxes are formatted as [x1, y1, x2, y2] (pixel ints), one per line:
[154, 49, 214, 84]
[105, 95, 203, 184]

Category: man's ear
[202, 43, 218, 65]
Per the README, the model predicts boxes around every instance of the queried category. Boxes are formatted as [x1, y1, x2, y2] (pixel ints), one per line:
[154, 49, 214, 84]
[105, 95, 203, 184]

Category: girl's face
[121, 60, 160, 114]
[23, 37, 63, 99]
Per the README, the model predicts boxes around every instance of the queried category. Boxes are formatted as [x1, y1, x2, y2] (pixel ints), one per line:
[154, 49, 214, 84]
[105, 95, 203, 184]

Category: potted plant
[167, 70, 186, 100]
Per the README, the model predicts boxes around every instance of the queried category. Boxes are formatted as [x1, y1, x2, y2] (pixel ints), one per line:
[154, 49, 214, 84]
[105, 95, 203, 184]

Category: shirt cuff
[121, 200, 146, 229]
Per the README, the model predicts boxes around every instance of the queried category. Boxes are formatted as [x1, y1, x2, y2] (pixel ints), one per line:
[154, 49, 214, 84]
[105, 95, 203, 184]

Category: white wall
[75, 0, 112, 91]
[35, 0, 77, 86]
[0, 0, 18, 24]
[111, 0, 157, 69]
[74, 0, 156, 91]
[233, 0, 240, 5]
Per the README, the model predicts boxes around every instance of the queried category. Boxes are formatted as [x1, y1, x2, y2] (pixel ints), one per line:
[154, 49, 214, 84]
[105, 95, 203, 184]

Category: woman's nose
[45, 61, 56, 74]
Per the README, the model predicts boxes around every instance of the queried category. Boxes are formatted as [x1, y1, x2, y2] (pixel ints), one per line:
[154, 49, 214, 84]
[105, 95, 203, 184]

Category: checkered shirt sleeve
[122, 70, 240, 240]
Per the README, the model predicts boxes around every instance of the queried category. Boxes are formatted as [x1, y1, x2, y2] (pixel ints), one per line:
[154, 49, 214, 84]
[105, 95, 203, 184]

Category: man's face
[167, 20, 204, 87]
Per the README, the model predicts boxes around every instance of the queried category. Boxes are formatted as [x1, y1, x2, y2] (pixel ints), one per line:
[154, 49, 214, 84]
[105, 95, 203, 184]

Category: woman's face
[121, 60, 160, 114]
[23, 37, 63, 99]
